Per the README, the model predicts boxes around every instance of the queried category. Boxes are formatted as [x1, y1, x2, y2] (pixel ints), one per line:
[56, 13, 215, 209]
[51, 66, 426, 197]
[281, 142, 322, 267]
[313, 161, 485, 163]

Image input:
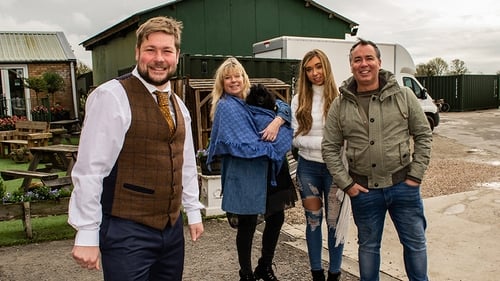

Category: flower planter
[31, 112, 50, 121]
[9, 148, 33, 163]
[198, 155, 221, 175]
[0, 197, 70, 239]
[198, 174, 224, 216]
[51, 111, 70, 121]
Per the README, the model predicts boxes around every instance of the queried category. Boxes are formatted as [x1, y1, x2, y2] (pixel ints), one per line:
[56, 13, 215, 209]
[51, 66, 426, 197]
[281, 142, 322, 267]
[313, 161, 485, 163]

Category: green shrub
[0, 180, 6, 199]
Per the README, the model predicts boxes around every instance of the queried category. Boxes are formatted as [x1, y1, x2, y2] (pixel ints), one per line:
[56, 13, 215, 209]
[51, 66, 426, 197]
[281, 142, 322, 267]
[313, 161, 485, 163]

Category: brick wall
[27, 62, 76, 119]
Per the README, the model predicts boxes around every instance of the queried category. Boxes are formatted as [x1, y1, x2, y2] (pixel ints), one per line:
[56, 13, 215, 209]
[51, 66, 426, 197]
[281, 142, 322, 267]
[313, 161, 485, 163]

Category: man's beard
[137, 65, 176, 86]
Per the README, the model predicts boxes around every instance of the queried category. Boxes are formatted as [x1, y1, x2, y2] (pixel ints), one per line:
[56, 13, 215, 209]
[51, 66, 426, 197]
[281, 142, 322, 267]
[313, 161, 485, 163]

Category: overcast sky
[1, 0, 499, 74]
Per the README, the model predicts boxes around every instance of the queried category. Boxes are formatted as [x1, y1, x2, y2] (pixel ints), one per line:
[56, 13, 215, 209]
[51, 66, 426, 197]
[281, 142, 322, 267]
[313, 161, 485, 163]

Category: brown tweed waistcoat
[102, 74, 185, 230]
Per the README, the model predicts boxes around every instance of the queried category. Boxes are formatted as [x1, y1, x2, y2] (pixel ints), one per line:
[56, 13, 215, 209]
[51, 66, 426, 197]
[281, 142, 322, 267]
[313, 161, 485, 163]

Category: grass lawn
[0, 137, 79, 247]
[0, 215, 75, 247]
[1, 161, 29, 192]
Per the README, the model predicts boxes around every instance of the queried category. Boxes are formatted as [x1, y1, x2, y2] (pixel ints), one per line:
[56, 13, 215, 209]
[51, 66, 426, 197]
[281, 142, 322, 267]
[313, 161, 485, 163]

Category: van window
[402, 77, 423, 99]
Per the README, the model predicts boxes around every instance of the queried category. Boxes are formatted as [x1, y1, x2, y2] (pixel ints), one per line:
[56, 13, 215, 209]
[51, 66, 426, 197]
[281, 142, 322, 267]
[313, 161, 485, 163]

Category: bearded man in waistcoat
[68, 16, 204, 281]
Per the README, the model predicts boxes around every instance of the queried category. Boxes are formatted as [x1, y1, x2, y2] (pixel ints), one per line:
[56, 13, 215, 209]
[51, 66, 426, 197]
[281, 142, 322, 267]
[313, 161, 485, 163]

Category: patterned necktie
[153, 91, 176, 134]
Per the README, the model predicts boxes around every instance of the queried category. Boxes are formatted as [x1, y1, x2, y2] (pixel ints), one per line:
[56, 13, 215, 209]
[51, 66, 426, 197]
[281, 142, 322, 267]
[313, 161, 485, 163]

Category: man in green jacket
[322, 39, 432, 281]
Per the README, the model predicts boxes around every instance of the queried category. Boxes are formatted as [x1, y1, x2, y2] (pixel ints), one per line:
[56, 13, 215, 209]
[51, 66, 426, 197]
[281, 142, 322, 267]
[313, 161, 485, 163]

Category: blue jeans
[350, 182, 428, 281]
[296, 156, 344, 273]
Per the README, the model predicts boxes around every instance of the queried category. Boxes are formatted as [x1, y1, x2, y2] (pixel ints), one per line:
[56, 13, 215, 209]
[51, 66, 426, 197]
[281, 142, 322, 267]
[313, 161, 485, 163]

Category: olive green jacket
[321, 70, 432, 190]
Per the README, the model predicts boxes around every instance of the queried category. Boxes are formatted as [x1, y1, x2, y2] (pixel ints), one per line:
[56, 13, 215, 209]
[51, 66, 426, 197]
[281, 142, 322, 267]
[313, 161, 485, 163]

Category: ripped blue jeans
[296, 156, 344, 273]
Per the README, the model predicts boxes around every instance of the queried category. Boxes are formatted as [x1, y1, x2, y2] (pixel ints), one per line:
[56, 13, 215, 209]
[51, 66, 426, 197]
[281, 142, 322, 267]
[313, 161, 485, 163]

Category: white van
[253, 36, 440, 130]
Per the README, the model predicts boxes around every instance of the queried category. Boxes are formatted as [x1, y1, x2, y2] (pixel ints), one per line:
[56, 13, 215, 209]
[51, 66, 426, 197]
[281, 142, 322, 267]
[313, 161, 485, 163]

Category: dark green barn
[82, 0, 358, 85]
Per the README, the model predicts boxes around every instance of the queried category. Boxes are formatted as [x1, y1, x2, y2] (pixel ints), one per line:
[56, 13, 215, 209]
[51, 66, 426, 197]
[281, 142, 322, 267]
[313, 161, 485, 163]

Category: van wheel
[441, 103, 450, 112]
[426, 116, 435, 131]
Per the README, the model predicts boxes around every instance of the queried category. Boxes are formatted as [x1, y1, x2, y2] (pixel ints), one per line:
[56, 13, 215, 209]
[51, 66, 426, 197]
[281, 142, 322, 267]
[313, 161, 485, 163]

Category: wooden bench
[41, 176, 73, 189]
[0, 121, 52, 158]
[49, 128, 71, 144]
[0, 170, 59, 192]
[50, 119, 81, 144]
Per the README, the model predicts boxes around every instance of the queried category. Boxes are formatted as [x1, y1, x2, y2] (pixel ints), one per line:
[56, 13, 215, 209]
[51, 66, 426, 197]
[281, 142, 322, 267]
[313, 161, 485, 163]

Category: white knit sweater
[291, 84, 326, 163]
[292, 85, 351, 246]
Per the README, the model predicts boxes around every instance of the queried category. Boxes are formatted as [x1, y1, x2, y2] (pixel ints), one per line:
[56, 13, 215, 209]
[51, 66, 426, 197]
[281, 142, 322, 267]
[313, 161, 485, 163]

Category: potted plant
[43, 71, 65, 107]
[31, 105, 50, 121]
[9, 147, 33, 163]
[50, 104, 70, 121]
[196, 140, 221, 175]
[0, 116, 19, 131]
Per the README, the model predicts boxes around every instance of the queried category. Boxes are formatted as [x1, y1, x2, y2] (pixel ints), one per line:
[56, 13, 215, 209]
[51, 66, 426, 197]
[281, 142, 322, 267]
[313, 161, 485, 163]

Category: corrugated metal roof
[0, 31, 76, 63]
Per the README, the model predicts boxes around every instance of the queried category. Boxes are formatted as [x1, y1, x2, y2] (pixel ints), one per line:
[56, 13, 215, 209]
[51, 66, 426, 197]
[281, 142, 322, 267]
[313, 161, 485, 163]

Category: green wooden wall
[92, 32, 136, 85]
[90, 0, 353, 84]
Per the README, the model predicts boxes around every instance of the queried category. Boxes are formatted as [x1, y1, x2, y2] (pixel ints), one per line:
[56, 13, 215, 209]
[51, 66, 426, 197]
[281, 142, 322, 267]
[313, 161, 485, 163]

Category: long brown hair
[294, 49, 339, 136]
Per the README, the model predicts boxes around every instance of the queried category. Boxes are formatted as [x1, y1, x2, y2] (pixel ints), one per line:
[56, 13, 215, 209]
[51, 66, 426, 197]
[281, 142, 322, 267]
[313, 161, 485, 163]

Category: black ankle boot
[327, 271, 341, 281]
[239, 270, 256, 281]
[311, 269, 325, 281]
[254, 263, 279, 281]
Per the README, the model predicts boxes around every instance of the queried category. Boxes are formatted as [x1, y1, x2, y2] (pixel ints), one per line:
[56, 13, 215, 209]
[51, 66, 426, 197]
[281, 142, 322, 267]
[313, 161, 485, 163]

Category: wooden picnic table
[28, 144, 78, 175]
[0, 144, 78, 238]
[0, 120, 52, 158]
[1, 144, 78, 192]
[49, 119, 80, 130]
[50, 119, 81, 144]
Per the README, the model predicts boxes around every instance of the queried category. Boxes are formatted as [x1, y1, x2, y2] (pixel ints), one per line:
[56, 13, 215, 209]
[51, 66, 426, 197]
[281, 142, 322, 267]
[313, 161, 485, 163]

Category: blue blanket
[207, 94, 292, 183]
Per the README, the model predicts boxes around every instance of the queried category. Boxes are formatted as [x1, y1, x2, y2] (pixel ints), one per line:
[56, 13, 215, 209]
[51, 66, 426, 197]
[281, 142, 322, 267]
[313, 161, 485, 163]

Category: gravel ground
[0, 133, 498, 281]
[285, 133, 500, 225]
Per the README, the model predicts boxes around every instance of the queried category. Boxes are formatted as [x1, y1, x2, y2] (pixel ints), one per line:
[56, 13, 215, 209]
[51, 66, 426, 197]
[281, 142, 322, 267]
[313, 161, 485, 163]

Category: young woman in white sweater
[291, 49, 349, 281]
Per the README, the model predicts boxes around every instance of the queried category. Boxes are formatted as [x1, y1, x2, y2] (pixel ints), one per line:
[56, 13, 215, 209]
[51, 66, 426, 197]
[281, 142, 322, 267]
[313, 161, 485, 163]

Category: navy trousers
[99, 213, 185, 281]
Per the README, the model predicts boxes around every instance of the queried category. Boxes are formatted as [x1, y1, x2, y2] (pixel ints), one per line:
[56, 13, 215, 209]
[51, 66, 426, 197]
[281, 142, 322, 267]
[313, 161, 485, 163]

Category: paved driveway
[434, 108, 500, 155]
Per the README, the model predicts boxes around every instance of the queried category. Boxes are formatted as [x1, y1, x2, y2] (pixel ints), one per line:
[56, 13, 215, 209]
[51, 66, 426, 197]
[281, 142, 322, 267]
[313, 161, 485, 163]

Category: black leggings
[236, 210, 285, 274]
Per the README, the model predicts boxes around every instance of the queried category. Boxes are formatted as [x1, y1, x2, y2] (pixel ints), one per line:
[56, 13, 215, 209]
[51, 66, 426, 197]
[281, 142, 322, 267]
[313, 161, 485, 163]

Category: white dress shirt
[68, 67, 204, 246]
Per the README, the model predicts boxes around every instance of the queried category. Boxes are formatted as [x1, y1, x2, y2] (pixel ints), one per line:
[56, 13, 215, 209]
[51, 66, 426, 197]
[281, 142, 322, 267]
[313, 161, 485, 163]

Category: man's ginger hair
[136, 16, 183, 50]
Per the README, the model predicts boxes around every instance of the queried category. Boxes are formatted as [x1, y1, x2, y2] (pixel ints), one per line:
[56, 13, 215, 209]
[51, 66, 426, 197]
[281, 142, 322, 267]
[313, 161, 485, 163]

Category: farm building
[81, 0, 359, 149]
[0, 31, 78, 121]
[81, 0, 358, 85]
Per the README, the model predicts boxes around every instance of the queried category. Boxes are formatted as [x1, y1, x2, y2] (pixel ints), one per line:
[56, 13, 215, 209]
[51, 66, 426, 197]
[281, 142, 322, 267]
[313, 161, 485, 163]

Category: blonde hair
[136, 16, 183, 50]
[294, 49, 339, 136]
[209, 57, 251, 121]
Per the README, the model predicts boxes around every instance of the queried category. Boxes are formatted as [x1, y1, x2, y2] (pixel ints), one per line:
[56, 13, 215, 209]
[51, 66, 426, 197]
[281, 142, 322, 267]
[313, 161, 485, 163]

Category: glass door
[0, 74, 4, 117]
[0, 66, 29, 118]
